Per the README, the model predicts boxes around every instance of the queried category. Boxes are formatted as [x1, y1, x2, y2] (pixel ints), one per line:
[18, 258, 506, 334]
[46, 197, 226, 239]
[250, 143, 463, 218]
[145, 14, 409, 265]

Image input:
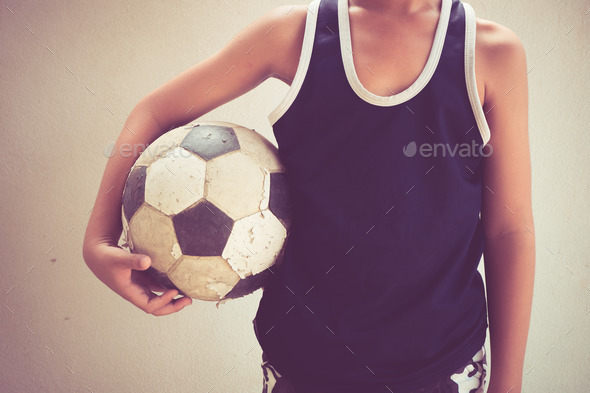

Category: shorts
[261, 345, 487, 393]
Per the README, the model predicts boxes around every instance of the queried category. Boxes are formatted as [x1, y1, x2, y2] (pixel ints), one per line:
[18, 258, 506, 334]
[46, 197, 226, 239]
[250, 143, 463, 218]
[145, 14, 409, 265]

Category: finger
[124, 284, 192, 315]
[151, 296, 193, 316]
[148, 283, 170, 293]
[143, 288, 180, 314]
[110, 248, 150, 271]
[131, 267, 172, 293]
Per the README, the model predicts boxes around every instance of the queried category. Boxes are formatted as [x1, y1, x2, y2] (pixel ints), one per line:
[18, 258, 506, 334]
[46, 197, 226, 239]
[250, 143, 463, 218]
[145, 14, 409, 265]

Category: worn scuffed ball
[121, 121, 292, 301]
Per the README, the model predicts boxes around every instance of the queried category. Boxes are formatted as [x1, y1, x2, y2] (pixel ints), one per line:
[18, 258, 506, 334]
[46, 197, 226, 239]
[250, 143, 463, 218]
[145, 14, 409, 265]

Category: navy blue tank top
[253, 0, 490, 391]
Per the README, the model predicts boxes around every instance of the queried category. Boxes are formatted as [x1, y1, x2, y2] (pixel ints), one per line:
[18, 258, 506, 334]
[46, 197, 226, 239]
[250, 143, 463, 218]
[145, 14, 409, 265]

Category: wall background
[1, 0, 588, 392]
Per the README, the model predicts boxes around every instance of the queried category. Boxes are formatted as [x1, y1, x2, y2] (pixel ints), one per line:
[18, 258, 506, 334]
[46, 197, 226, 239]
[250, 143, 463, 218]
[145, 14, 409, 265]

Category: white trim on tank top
[267, 0, 491, 147]
[268, 0, 320, 126]
[463, 2, 491, 146]
[338, 0, 451, 106]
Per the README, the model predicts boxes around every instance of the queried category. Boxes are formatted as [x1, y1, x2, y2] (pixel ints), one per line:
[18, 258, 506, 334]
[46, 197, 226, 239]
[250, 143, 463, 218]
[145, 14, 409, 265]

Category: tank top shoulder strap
[268, 0, 321, 125]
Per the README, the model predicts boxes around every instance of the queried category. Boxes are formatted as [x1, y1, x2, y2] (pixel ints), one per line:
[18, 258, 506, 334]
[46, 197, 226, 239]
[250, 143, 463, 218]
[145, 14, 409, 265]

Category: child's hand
[83, 242, 192, 316]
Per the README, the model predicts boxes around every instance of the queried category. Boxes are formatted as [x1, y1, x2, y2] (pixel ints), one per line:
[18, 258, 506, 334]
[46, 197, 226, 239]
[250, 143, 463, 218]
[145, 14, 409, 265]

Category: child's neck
[349, 0, 441, 16]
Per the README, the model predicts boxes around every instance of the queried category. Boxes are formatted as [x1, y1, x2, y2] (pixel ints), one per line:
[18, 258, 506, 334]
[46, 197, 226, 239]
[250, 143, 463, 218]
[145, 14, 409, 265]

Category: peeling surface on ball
[180, 124, 240, 161]
[145, 147, 206, 215]
[222, 210, 287, 278]
[128, 205, 180, 273]
[168, 255, 241, 300]
[258, 170, 271, 211]
[223, 268, 274, 299]
[206, 152, 268, 220]
[231, 125, 284, 172]
[172, 200, 234, 256]
[122, 165, 147, 222]
[134, 127, 191, 167]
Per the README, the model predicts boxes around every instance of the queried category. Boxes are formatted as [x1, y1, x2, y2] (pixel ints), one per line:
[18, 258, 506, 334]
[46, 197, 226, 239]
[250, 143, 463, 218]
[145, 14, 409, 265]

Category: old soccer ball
[121, 121, 292, 301]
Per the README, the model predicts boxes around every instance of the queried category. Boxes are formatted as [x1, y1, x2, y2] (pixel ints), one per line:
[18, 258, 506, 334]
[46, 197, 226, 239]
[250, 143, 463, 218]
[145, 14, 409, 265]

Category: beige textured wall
[0, 0, 588, 392]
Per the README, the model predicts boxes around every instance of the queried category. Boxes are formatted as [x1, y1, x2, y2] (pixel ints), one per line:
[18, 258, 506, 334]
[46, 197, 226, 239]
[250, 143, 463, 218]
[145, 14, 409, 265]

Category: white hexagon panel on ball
[221, 209, 288, 279]
[167, 255, 241, 301]
[127, 205, 181, 274]
[144, 147, 206, 215]
[206, 151, 269, 221]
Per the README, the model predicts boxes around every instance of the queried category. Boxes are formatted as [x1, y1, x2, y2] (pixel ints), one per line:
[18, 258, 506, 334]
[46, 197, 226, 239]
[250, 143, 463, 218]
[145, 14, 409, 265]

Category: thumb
[131, 253, 151, 271]
[110, 247, 151, 270]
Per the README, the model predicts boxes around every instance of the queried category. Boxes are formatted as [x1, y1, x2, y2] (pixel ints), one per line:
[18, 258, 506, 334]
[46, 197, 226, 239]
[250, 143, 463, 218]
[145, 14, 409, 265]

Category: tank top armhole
[463, 2, 491, 146]
[268, 0, 320, 127]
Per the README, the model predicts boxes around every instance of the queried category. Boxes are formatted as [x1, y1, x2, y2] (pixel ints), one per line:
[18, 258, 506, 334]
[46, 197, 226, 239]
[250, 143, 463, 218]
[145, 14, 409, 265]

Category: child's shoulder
[252, 4, 309, 84]
[475, 17, 525, 57]
[474, 16, 527, 104]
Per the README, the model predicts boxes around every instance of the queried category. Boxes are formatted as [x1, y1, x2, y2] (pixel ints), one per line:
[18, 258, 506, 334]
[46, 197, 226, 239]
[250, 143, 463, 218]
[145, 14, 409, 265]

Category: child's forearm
[84, 105, 164, 249]
[484, 231, 536, 393]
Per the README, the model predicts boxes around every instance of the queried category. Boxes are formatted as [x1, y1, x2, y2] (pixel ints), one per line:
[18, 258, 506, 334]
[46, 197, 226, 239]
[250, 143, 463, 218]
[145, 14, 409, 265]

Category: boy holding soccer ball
[83, 0, 534, 392]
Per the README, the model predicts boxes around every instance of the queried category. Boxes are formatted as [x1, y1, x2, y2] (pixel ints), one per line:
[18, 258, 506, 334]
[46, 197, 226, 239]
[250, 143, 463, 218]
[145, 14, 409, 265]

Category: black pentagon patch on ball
[172, 200, 234, 256]
[269, 172, 293, 226]
[180, 124, 240, 161]
[122, 165, 147, 222]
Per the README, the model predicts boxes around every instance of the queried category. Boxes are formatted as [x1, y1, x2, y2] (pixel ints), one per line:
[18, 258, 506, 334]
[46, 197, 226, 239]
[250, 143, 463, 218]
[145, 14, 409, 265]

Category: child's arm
[82, 5, 307, 316]
[477, 19, 535, 393]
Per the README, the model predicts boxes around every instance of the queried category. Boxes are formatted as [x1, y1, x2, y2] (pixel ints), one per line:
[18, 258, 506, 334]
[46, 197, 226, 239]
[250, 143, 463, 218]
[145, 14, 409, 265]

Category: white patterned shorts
[261, 345, 488, 393]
